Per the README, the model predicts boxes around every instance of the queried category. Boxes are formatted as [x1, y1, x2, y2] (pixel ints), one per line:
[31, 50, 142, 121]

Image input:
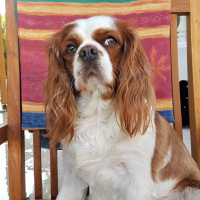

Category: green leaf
[1, 15, 6, 72]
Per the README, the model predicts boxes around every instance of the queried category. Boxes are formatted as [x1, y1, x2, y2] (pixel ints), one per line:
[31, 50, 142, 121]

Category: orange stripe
[17, 0, 170, 8]
[22, 127, 46, 130]
[17, 2, 171, 16]
[22, 101, 44, 106]
[22, 99, 173, 113]
[155, 98, 173, 111]
[140, 34, 169, 39]
[22, 101, 45, 113]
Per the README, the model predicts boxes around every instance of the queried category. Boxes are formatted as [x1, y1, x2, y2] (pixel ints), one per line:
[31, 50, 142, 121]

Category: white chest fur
[62, 93, 157, 199]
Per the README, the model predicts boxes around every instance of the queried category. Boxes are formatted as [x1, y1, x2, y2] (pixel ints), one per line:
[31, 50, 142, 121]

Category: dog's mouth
[83, 68, 103, 81]
[75, 64, 108, 93]
[80, 62, 104, 82]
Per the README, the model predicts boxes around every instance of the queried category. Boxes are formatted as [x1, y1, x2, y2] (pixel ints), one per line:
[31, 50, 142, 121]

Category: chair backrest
[17, 0, 174, 130]
[3, 0, 200, 199]
[170, 0, 200, 165]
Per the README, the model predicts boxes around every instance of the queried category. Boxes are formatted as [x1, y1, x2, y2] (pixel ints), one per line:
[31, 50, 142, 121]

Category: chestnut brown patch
[151, 113, 200, 190]
[44, 23, 80, 147]
[92, 28, 124, 76]
[114, 20, 155, 137]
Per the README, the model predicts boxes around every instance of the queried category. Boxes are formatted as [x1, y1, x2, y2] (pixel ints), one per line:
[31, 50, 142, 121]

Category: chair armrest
[0, 125, 8, 145]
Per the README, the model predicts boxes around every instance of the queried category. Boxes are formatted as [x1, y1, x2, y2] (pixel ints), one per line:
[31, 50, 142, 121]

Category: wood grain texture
[33, 130, 43, 199]
[186, 15, 197, 163]
[170, 14, 183, 139]
[6, 0, 26, 199]
[171, 0, 190, 14]
[0, 125, 7, 144]
[50, 144, 58, 199]
[0, 14, 7, 105]
[187, 0, 200, 168]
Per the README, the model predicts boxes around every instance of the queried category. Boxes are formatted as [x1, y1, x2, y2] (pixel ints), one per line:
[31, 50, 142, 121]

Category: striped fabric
[16, 0, 173, 129]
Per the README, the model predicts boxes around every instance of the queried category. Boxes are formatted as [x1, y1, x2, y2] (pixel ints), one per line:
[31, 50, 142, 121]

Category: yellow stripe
[18, 26, 170, 40]
[17, 0, 170, 7]
[155, 99, 173, 111]
[17, 2, 170, 16]
[138, 26, 170, 39]
[22, 101, 44, 106]
[18, 28, 58, 40]
[22, 99, 172, 113]
[22, 102, 45, 113]
[17, 0, 171, 8]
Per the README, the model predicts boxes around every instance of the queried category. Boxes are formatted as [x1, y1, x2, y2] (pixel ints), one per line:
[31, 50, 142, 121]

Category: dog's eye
[66, 45, 77, 54]
[104, 37, 117, 46]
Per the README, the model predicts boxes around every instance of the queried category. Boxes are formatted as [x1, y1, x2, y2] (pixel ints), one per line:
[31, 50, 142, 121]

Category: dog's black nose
[79, 45, 99, 61]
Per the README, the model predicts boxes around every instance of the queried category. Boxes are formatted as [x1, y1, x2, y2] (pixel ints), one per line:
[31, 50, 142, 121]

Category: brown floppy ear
[43, 30, 76, 147]
[115, 21, 155, 137]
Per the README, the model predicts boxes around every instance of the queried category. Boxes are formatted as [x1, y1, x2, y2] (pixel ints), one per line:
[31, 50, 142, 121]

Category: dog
[44, 16, 200, 200]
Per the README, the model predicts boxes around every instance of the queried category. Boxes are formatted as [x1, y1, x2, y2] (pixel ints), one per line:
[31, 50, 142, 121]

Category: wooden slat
[187, 0, 200, 167]
[187, 14, 198, 164]
[50, 144, 58, 199]
[171, 0, 190, 14]
[6, 0, 26, 199]
[33, 130, 43, 199]
[170, 14, 183, 139]
[0, 125, 7, 144]
[0, 14, 7, 104]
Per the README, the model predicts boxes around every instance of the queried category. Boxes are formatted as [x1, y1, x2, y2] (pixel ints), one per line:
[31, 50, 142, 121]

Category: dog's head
[44, 16, 155, 146]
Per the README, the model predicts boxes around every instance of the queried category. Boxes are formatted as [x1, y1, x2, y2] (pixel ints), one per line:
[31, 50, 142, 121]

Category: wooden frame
[6, 0, 25, 199]
[1, 0, 200, 199]
[170, 0, 200, 166]
[171, 13, 182, 139]
[187, 0, 200, 167]
[0, 125, 7, 144]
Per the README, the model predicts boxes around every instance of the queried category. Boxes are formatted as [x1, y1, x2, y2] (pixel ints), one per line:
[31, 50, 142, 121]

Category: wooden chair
[0, 0, 200, 199]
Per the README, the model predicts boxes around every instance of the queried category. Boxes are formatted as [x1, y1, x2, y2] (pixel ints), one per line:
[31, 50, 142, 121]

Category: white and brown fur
[44, 16, 200, 200]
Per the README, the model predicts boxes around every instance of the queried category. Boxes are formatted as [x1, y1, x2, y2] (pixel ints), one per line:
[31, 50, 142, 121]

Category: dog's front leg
[56, 162, 88, 200]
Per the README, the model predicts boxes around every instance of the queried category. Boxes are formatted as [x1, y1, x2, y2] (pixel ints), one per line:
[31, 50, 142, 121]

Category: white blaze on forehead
[70, 16, 117, 93]
[72, 16, 117, 40]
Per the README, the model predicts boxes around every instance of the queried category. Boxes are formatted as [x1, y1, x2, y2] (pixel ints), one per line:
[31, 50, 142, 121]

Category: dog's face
[49, 16, 124, 99]
[72, 16, 123, 96]
[44, 16, 155, 145]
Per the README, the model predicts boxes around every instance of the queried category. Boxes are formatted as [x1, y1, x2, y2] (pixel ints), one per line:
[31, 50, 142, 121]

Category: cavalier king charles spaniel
[44, 16, 200, 200]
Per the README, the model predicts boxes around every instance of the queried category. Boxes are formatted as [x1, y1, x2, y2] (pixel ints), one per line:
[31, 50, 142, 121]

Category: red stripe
[20, 39, 47, 103]
[20, 36, 172, 103]
[17, 11, 170, 30]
